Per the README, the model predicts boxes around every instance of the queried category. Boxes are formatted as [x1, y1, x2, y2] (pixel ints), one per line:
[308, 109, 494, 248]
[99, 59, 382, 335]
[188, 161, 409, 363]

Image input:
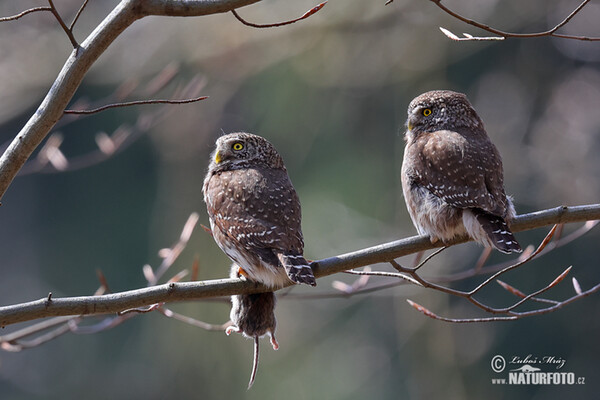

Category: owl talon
[237, 266, 251, 280]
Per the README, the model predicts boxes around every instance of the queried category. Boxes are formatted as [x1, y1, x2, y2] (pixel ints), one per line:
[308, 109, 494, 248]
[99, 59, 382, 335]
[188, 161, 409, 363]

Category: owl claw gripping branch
[401, 90, 522, 254]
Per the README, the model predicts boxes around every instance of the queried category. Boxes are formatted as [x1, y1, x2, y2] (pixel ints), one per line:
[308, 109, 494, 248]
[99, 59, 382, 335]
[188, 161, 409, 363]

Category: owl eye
[232, 142, 244, 151]
[422, 108, 432, 117]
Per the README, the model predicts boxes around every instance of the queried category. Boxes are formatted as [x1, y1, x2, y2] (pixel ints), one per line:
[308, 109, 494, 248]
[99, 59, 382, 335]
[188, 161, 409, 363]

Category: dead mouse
[226, 264, 279, 389]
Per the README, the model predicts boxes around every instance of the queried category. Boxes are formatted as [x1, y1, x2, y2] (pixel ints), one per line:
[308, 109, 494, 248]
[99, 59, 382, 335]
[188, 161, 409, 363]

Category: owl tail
[472, 209, 522, 254]
[277, 253, 317, 286]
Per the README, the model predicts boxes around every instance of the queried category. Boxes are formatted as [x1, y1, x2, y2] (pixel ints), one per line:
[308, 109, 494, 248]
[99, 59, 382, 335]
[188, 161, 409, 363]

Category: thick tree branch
[1, 204, 598, 328]
[0, 0, 261, 203]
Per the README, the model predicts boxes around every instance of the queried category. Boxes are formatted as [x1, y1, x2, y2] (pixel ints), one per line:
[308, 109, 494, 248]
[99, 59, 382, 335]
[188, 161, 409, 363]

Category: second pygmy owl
[203, 132, 316, 287]
[401, 90, 522, 254]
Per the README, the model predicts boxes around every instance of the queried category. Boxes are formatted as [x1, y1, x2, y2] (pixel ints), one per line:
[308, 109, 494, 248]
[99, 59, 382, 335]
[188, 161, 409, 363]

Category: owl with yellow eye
[203, 132, 316, 288]
[401, 90, 522, 254]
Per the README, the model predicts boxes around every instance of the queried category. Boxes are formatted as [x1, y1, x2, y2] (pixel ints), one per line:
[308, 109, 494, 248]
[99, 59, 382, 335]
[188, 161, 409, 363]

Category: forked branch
[0, 0, 263, 204]
[429, 0, 600, 42]
[0, 203, 598, 331]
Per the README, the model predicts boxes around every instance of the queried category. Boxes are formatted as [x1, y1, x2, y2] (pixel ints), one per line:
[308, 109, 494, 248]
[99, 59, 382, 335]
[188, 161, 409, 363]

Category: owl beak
[407, 113, 418, 132]
[214, 150, 223, 164]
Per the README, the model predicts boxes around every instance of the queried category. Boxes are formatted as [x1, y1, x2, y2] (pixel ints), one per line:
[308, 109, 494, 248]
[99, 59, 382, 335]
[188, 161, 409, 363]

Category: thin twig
[232, 2, 326, 28]
[64, 95, 209, 115]
[468, 225, 557, 298]
[159, 307, 229, 331]
[69, 0, 90, 31]
[496, 266, 571, 313]
[48, 0, 79, 48]
[1, 321, 74, 351]
[0, 6, 52, 22]
[407, 282, 600, 323]
[433, 0, 600, 42]
[151, 212, 200, 285]
[343, 269, 422, 286]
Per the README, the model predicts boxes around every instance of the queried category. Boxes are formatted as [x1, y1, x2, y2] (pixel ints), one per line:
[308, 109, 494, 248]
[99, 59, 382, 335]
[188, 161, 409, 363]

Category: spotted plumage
[401, 90, 522, 253]
[203, 132, 316, 287]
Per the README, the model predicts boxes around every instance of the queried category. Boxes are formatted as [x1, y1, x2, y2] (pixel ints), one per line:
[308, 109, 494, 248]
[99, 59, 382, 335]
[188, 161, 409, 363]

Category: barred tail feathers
[276, 253, 316, 286]
[466, 209, 522, 254]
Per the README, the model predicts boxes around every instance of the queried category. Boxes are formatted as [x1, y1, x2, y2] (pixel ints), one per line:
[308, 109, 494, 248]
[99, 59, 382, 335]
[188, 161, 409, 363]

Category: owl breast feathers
[401, 90, 522, 254]
[203, 132, 316, 288]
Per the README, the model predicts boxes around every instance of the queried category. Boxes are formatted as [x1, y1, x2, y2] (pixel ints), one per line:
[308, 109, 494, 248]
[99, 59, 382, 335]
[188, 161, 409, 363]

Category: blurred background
[0, 0, 599, 398]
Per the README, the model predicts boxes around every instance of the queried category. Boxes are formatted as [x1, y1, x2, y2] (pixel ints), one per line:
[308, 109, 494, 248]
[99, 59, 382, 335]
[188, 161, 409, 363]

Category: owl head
[209, 132, 285, 171]
[406, 90, 484, 134]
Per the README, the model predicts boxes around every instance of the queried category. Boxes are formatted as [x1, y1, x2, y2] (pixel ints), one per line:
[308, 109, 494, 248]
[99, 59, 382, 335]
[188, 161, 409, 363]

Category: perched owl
[401, 90, 522, 254]
[203, 132, 316, 287]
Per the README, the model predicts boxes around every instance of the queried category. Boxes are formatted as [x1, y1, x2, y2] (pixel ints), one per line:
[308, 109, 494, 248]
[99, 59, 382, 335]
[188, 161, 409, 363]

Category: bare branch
[159, 307, 229, 331]
[432, 0, 600, 42]
[232, 2, 326, 28]
[439, 27, 503, 41]
[0, 204, 598, 328]
[407, 282, 600, 323]
[69, 0, 90, 31]
[151, 212, 200, 284]
[0, 0, 262, 204]
[0, 6, 52, 22]
[48, 0, 79, 48]
[496, 279, 526, 299]
[311, 219, 599, 303]
[63, 95, 209, 115]
[344, 268, 422, 286]
[1, 320, 75, 351]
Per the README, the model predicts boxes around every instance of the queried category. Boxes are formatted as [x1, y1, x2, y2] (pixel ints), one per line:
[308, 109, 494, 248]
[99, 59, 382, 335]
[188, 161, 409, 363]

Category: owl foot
[429, 235, 440, 245]
[237, 266, 251, 280]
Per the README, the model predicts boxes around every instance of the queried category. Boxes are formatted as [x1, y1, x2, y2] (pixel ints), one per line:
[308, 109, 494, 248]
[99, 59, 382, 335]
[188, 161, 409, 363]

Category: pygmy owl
[401, 90, 522, 254]
[203, 132, 316, 287]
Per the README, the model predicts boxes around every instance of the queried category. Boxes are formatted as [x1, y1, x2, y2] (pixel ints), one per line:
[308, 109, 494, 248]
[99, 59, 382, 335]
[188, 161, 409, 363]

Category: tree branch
[432, 0, 600, 42]
[63, 95, 209, 115]
[231, 2, 326, 28]
[0, 6, 52, 22]
[0, 0, 262, 203]
[47, 0, 80, 48]
[1, 204, 598, 328]
[69, 0, 90, 31]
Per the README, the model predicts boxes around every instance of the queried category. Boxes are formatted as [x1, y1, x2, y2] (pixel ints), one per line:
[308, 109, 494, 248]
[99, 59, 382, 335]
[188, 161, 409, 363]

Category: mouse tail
[247, 336, 260, 390]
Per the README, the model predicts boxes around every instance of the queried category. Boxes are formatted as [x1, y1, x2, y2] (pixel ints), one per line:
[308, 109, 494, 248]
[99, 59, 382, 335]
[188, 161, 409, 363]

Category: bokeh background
[0, 0, 599, 399]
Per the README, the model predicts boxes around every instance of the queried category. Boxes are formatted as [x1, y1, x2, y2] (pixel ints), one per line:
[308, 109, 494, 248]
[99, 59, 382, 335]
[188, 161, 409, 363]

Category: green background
[0, 1, 598, 399]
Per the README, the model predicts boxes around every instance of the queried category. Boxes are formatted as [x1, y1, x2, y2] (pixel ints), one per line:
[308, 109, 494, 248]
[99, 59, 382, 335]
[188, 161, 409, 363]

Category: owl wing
[415, 129, 508, 216]
[205, 168, 304, 256]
